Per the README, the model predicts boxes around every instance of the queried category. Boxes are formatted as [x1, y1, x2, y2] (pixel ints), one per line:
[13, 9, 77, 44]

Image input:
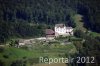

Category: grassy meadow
[0, 39, 77, 66]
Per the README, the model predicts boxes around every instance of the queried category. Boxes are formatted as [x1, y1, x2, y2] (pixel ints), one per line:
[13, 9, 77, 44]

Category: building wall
[55, 26, 73, 37]
[19, 43, 25, 46]
[55, 27, 66, 35]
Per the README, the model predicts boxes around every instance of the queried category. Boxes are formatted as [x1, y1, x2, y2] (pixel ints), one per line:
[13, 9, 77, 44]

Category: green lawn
[89, 32, 100, 37]
[0, 40, 77, 66]
[0, 47, 41, 66]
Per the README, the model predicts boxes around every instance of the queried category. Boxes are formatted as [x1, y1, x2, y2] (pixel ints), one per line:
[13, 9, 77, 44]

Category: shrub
[0, 47, 4, 53]
[0, 60, 4, 66]
[11, 60, 26, 66]
[3, 54, 9, 59]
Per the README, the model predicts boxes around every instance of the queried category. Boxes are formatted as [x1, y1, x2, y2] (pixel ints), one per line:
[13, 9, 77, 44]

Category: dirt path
[73, 14, 87, 31]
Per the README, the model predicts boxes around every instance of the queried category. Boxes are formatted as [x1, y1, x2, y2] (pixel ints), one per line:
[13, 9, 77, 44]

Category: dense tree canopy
[0, 0, 100, 43]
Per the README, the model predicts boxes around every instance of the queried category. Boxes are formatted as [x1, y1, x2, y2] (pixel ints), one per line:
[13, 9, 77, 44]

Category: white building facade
[55, 24, 73, 37]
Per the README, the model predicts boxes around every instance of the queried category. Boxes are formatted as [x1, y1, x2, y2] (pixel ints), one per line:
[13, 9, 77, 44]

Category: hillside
[0, 1, 100, 66]
[0, 0, 100, 43]
[0, 41, 76, 66]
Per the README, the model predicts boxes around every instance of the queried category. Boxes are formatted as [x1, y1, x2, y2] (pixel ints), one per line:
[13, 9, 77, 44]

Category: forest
[0, 0, 100, 43]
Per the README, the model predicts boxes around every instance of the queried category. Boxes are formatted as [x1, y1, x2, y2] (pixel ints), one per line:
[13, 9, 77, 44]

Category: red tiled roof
[45, 29, 55, 35]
